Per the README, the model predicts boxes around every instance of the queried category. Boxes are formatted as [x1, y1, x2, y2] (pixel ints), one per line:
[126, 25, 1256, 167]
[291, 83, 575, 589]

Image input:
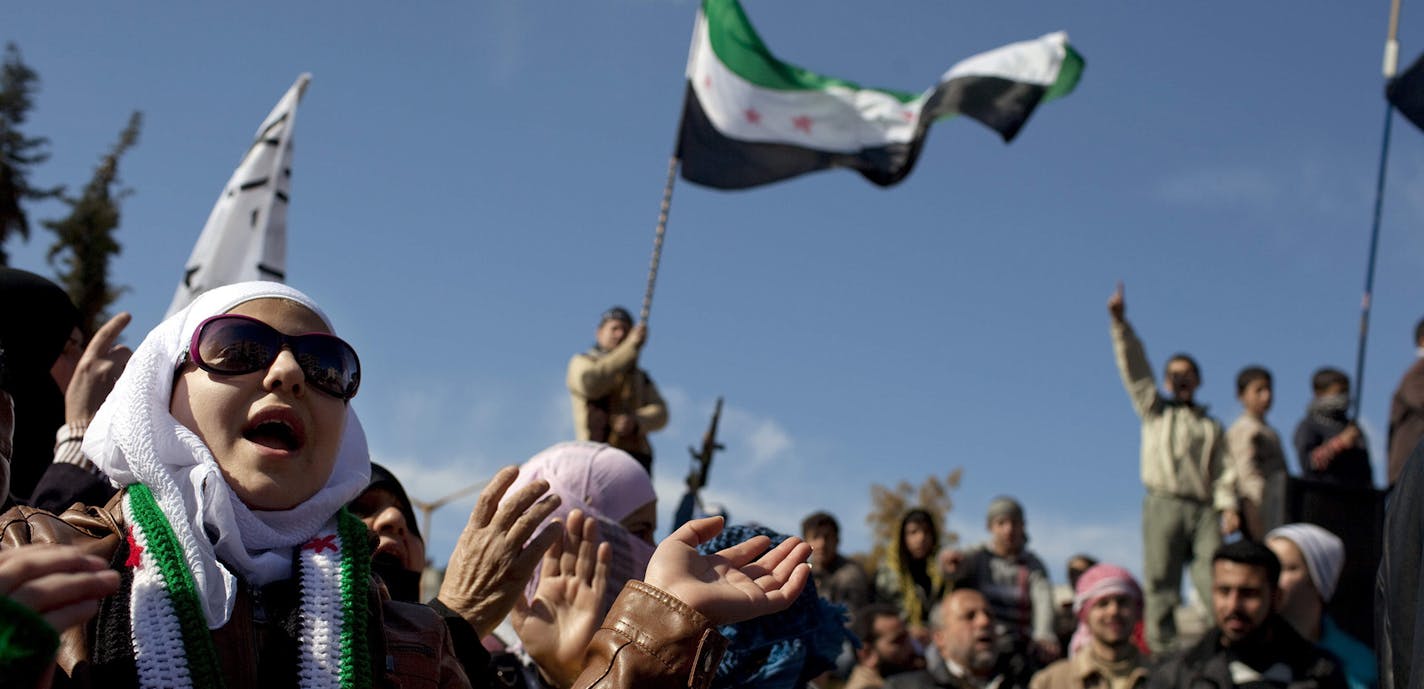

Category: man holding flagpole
[567, 306, 668, 473]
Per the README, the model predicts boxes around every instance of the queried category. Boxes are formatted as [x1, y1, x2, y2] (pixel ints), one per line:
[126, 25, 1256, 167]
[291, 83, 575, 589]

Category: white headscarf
[84, 281, 370, 628]
[1267, 523, 1345, 602]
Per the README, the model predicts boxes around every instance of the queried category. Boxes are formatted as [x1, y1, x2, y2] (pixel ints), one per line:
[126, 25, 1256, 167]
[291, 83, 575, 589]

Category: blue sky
[7, 3, 1424, 582]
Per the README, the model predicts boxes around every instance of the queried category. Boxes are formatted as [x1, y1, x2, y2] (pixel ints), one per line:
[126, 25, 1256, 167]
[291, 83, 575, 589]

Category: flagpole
[639, 156, 680, 325]
[1350, 0, 1404, 420]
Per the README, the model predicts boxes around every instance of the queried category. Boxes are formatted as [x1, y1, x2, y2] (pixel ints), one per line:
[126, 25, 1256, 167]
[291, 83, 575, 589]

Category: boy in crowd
[1293, 368, 1372, 487]
[1226, 366, 1288, 539]
[803, 510, 872, 610]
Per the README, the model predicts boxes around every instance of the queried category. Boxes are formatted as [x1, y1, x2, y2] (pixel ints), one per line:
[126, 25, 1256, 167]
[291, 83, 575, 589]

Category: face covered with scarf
[84, 281, 370, 626]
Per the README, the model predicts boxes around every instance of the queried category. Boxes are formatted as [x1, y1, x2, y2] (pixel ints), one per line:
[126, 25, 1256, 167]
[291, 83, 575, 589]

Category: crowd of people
[1, 268, 1422, 689]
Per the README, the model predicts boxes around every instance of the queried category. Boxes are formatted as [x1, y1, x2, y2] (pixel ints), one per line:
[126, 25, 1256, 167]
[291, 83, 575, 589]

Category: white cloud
[1154, 166, 1280, 208]
[740, 416, 794, 466]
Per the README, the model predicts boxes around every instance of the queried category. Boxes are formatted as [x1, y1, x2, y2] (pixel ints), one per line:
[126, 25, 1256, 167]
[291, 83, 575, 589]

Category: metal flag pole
[640, 156, 681, 324]
[1350, 0, 1404, 419]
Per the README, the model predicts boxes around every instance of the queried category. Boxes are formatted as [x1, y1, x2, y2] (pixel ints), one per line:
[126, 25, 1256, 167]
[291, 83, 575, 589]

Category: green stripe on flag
[1043, 44, 1084, 103]
[702, 0, 919, 103]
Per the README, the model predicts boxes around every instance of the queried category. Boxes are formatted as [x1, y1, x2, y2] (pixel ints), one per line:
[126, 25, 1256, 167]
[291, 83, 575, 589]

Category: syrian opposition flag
[166, 74, 310, 316]
[677, 0, 1083, 190]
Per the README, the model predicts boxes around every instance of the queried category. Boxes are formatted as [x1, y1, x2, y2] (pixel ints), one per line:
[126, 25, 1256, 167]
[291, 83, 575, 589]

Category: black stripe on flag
[676, 84, 913, 190]
[926, 76, 1049, 143]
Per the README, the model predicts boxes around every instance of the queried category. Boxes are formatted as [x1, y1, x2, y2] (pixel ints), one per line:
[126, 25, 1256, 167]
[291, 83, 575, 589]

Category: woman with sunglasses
[0, 281, 812, 689]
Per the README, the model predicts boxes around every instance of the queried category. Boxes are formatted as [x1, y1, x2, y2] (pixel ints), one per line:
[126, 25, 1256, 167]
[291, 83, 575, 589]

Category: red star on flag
[703, 75, 712, 89]
[125, 526, 144, 568]
[745, 108, 761, 124]
[901, 110, 916, 123]
[792, 115, 813, 134]
[303, 534, 338, 554]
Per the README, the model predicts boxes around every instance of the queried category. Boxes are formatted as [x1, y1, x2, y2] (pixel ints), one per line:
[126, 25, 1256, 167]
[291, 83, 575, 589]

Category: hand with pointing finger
[1108, 282, 1126, 323]
[65, 312, 133, 428]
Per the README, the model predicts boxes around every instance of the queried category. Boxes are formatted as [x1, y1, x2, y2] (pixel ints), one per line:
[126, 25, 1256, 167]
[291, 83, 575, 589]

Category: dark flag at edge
[1387, 51, 1424, 131]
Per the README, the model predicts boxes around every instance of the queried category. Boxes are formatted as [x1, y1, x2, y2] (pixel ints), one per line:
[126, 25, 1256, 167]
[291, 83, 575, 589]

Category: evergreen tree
[0, 43, 61, 265]
[46, 112, 141, 335]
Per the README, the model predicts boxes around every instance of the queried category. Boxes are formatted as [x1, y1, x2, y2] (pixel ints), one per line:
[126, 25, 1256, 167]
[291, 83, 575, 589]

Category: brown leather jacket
[0, 493, 470, 689]
[571, 580, 727, 689]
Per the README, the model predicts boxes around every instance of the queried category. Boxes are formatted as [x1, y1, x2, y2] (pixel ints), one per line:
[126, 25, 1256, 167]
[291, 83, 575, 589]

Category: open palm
[644, 516, 811, 626]
[511, 509, 610, 689]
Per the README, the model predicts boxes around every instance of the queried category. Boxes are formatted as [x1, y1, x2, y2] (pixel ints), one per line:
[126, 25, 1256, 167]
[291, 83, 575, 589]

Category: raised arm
[433, 465, 564, 637]
[1108, 282, 1159, 417]
[567, 325, 646, 399]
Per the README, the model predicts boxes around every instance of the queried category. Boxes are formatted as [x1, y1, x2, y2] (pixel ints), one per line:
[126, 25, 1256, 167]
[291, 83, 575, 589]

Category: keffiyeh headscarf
[84, 281, 371, 628]
[1266, 523, 1345, 602]
[697, 524, 852, 689]
[1068, 563, 1142, 657]
[504, 441, 657, 607]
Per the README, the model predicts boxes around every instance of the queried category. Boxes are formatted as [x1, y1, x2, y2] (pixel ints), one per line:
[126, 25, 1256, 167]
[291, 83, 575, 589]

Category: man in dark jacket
[1378, 439, 1424, 689]
[1387, 318, 1424, 487]
[887, 587, 1028, 689]
[1149, 540, 1346, 689]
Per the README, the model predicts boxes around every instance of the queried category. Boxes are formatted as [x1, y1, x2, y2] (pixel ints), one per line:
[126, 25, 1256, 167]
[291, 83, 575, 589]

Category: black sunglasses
[186, 314, 361, 400]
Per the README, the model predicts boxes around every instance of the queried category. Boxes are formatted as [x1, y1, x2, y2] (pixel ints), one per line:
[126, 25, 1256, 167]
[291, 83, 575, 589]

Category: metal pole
[410, 479, 487, 563]
[1352, 107, 1396, 419]
[640, 156, 680, 324]
[1351, 0, 1404, 419]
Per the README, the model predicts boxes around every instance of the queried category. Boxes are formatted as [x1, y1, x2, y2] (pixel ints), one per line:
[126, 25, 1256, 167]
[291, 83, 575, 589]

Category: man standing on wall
[567, 306, 668, 472]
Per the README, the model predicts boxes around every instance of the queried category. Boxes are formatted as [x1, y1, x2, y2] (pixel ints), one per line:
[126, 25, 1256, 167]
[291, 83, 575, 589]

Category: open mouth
[243, 409, 306, 453]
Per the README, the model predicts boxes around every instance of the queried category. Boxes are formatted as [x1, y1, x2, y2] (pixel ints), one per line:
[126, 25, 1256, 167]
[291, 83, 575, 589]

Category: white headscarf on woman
[1266, 523, 1345, 602]
[83, 281, 370, 628]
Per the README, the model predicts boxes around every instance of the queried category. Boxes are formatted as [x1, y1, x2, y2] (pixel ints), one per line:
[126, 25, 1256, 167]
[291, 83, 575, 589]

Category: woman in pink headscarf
[505, 441, 656, 537]
[501, 441, 657, 605]
[494, 442, 658, 685]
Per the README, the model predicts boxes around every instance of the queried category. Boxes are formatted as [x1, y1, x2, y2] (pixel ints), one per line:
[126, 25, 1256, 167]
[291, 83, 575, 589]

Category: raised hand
[512, 509, 611, 689]
[0, 544, 119, 632]
[65, 312, 134, 427]
[938, 547, 963, 576]
[643, 516, 811, 626]
[1107, 282, 1126, 323]
[436, 466, 564, 636]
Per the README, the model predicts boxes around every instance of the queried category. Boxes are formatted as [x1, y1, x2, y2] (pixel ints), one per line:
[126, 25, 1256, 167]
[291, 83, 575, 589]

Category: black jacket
[1147, 617, 1346, 689]
[1379, 440, 1424, 689]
